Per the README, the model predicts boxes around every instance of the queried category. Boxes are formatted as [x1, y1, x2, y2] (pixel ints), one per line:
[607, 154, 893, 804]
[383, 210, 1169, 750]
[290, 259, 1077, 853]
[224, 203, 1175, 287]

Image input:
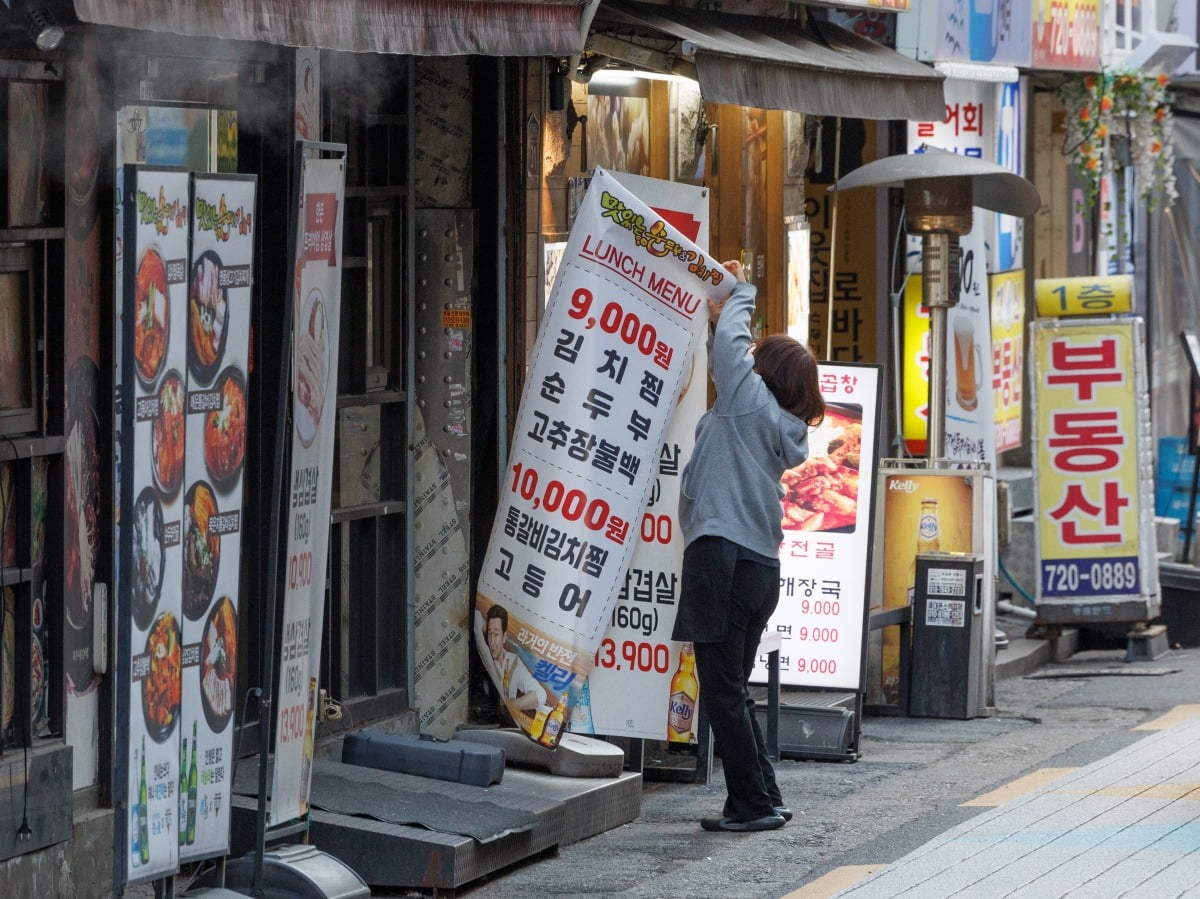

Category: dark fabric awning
[71, 0, 588, 56]
[595, 1, 945, 121]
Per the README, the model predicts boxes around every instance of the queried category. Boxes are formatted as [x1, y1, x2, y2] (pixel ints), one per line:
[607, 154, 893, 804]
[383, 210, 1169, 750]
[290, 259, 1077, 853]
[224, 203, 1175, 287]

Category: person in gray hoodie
[674, 259, 825, 833]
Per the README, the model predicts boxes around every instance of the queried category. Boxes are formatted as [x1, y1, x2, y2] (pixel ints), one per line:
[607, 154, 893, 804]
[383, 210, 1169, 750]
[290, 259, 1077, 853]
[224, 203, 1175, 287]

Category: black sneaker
[700, 813, 786, 832]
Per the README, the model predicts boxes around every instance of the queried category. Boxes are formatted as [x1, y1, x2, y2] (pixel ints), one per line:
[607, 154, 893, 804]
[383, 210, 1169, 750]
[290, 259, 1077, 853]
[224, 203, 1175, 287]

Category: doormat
[308, 773, 537, 843]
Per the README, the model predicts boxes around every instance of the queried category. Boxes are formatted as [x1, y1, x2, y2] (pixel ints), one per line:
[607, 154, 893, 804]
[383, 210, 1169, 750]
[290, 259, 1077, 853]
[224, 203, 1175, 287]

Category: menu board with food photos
[119, 166, 190, 882]
[179, 173, 255, 861]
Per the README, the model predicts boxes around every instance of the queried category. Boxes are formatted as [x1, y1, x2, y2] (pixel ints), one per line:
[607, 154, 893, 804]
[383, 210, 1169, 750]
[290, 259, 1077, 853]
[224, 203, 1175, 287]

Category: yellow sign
[991, 271, 1024, 453]
[442, 308, 471, 329]
[1034, 275, 1133, 318]
[1033, 320, 1143, 600]
[901, 276, 930, 454]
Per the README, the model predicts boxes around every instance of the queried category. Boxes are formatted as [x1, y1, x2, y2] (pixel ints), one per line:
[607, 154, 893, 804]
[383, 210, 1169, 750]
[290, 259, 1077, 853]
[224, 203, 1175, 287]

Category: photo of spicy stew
[205, 366, 247, 491]
[183, 480, 221, 621]
[781, 404, 863, 533]
[142, 611, 182, 743]
[151, 369, 186, 500]
[134, 247, 169, 388]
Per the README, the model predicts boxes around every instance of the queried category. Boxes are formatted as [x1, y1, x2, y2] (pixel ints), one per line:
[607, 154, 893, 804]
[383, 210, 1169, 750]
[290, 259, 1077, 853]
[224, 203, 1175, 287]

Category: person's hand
[722, 259, 748, 283]
[707, 297, 725, 323]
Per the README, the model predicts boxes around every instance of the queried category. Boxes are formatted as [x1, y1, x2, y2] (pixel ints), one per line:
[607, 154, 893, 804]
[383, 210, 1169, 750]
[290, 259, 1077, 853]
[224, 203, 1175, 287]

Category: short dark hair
[752, 335, 825, 425]
[486, 604, 508, 633]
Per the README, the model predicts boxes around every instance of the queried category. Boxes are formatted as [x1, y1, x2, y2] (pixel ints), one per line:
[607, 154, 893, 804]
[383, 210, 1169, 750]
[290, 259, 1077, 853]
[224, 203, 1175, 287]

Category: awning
[594, 0, 945, 121]
[71, 0, 589, 56]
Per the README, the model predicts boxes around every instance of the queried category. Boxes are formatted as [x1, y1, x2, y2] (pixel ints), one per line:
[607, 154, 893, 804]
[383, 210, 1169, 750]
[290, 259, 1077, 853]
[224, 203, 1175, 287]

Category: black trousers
[676, 536, 782, 820]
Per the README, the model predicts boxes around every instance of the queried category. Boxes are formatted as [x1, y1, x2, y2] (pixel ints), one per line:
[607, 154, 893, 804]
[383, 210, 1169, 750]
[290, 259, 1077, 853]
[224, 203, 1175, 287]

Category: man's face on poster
[486, 616, 505, 664]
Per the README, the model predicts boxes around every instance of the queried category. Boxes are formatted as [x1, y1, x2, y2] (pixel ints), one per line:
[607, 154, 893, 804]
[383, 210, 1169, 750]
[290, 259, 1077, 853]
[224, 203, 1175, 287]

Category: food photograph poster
[119, 166, 190, 881]
[473, 168, 732, 742]
[179, 173, 255, 861]
[271, 152, 345, 824]
[753, 363, 881, 690]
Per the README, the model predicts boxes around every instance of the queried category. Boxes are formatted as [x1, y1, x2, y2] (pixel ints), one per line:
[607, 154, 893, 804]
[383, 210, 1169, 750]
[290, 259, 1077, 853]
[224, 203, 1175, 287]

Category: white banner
[754, 363, 881, 690]
[122, 166, 191, 882]
[944, 222, 997, 467]
[271, 153, 345, 824]
[180, 173, 256, 860]
[584, 172, 710, 742]
[474, 168, 733, 740]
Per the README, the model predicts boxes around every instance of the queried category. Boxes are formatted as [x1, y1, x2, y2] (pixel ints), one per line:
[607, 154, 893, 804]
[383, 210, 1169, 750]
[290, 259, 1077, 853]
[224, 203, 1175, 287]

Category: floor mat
[308, 772, 538, 843]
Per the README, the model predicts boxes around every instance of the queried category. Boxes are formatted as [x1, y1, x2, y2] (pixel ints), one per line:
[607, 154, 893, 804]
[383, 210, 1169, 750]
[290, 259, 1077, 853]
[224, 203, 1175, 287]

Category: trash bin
[908, 551, 985, 719]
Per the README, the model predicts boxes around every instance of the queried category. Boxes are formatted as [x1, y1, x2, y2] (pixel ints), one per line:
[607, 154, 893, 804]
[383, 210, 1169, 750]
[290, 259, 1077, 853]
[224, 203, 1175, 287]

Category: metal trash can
[908, 552, 985, 719]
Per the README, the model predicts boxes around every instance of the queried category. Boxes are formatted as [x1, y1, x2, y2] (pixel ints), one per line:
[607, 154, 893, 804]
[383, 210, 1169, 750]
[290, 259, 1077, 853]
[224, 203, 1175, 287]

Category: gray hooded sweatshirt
[678, 281, 811, 559]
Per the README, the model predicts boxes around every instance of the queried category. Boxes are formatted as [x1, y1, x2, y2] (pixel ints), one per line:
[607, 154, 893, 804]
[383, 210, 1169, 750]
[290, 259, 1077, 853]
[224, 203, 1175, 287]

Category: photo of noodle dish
[142, 611, 182, 743]
[295, 288, 328, 448]
[781, 403, 863, 533]
[151, 369, 186, 500]
[188, 249, 228, 384]
[201, 596, 237, 732]
[204, 366, 247, 491]
[182, 480, 221, 621]
[132, 486, 165, 631]
[134, 246, 169, 388]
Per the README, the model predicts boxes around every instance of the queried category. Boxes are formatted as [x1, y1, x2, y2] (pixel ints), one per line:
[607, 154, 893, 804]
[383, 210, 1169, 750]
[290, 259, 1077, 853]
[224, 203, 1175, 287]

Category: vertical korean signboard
[271, 152, 345, 824]
[1031, 315, 1159, 623]
[585, 172, 712, 741]
[474, 168, 732, 739]
[752, 363, 881, 689]
[119, 166, 190, 882]
[180, 174, 255, 859]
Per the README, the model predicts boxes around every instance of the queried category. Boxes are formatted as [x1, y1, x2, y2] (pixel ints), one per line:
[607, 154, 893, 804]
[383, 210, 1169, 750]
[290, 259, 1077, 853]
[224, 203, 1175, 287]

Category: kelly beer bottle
[539, 693, 568, 748]
[667, 642, 699, 742]
[905, 498, 941, 604]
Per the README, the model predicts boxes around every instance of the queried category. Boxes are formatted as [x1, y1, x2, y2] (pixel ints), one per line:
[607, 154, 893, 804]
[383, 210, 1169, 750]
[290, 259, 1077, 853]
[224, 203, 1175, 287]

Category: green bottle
[187, 721, 198, 845]
[138, 736, 150, 865]
[178, 737, 188, 846]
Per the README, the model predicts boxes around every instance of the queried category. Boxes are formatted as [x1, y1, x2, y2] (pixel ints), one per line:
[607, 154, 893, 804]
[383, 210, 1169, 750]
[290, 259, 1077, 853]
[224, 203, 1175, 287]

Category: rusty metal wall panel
[412, 209, 475, 738]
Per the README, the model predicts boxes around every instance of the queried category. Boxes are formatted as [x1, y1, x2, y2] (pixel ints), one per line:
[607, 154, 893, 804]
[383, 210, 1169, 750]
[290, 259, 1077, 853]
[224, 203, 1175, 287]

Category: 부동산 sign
[474, 168, 733, 740]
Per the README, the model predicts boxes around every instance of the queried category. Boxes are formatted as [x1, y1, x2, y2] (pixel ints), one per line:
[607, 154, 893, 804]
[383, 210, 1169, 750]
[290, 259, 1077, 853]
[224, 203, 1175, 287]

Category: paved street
[453, 639, 1200, 898]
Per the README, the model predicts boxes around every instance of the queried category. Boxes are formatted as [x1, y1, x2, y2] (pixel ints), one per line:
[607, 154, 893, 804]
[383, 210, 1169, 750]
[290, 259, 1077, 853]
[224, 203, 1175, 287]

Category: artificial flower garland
[1058, 69, 1177, 210]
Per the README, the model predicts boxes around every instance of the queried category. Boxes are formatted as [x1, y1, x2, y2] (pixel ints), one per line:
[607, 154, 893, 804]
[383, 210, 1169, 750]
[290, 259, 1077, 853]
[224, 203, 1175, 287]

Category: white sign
[474, 168, 733, 738]
[944, 221, 997, 467]
[754, 363, 881, 690]
[179, 173, 256, 861]
[271, 153, 345, 824]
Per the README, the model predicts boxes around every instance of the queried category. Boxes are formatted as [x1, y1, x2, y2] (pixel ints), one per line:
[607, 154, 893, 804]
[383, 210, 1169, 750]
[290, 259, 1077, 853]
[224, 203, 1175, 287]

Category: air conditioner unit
[1125, 30, 1197, 74]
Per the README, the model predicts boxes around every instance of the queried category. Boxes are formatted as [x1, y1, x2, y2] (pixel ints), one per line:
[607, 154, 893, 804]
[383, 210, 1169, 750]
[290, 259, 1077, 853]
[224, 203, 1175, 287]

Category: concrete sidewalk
[830, 711, 1200, 898]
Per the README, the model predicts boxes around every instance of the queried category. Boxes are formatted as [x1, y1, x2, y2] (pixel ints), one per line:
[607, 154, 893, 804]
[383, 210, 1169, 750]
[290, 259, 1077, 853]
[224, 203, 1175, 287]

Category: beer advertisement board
[474, 168, 732, 741]
[751, 363, 882, 690]
[118, 166, 190, 882]
[179, 173, 256, 860]
[991, 270, 1025, 453]
[271, 152, 346, 824]
[584, 172, 711, 742]
[1031, 318, 1159, 622]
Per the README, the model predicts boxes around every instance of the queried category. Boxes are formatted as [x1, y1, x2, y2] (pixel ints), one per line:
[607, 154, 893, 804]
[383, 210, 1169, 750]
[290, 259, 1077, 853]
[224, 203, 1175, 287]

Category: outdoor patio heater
[832, 146, 1040, 457]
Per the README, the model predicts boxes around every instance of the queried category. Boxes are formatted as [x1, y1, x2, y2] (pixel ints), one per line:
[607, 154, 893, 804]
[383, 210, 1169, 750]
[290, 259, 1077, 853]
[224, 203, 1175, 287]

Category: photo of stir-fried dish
[205, 367, 247, 490]
[201, 596, 238, 732]
[152, 370, 186, 499]
[182, 481, 221, 621]
[134, 247, 169, 387]
[142, 611, 182, 742]
[188, 249, 228, 384]
[132, 487, 164, 631]
[781, 404, 864, 533]
[295, 288, 328, 448]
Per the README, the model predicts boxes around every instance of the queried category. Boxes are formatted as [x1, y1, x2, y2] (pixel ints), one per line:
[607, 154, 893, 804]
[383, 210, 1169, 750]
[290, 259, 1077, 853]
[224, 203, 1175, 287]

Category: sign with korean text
[1032, 319, 1159, 618]
[991, 269, 1025, 453]
[1035, 274, 1133, 317]
[179, 173, 255, 861]
[752, 363, 881, 689]
[271, 153, 345, 824]
[474, 168, 733, 739]
[1031, 0, 1100, 71]
[936, 0, 1033, 67]
[908, 79, 991, 159]
[120, 166, 190, 882]
[584, 172, 711, 742]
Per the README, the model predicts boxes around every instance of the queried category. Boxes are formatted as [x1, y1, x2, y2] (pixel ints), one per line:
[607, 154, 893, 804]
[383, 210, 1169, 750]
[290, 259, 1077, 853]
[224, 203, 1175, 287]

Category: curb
[995, 629, 1079, 679]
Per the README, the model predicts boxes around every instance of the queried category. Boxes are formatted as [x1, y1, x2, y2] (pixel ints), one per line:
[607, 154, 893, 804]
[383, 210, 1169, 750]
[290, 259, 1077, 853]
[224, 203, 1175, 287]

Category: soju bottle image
[186, 721, 198, 845]
[138, 736, 150, 866]
[178, 737, 187, 846]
